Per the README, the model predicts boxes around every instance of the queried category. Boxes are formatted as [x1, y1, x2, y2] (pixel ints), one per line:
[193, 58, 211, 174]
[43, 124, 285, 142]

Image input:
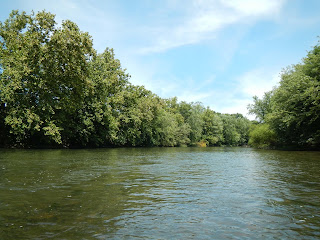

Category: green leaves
[202, 108, 223, 145]
[247, 91, 273, 123]
[0, 10, 95, 146]
[0, 10, 251, 148]
[221, 114, 250, 146]
[268, 65, 320, 147]
[248, 38, 320, 149]
[248, 123, 277, 148]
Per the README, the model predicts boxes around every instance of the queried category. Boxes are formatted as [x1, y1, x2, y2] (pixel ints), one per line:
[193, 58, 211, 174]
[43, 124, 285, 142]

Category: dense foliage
[0, 10, 251, 148]
[248, 38, 320, 149]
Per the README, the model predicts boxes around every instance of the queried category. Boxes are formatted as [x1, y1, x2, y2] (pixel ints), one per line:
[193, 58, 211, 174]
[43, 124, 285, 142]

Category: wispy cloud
[216, 67, 281, 118]
[221, 0, 284, 16]
[200, 67, 282, 117]
[139, 0, 286, 54]
[238, 68, 281, 98]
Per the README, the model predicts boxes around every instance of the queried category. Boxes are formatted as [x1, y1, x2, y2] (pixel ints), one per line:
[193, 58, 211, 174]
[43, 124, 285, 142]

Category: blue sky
[1, 0, 320, 118]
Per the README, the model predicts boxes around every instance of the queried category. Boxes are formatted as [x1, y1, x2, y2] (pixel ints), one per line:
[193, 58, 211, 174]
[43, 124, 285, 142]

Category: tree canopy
[248, 38, 320, 149]
[0, 10, 251, 148]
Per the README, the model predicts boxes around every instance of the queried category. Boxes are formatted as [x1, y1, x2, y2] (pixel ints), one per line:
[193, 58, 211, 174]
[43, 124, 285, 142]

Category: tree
[181, 102, 205, 143]
[248, 38, 320, 149]
[202, 108, 224, 145]
[77, 48, 130, 147]
[110, 85, 159, 146]
[0, 10, 252, 148]
[0, 10, 95, 146]
[236, 115, 251, 145]
[268, 65, 320, 147]
[221, 114, 240, 146]
[220, 114, 250, 146]
[248, 123, 277, 148]
[302, 39, 320, 81]
[155, 100, 191, 146]
[247, 91, 273, 123]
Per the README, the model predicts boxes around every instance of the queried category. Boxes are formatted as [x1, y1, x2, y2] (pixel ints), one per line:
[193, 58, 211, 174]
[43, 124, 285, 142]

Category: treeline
[0, 10, 251, 148]
[248, 38, 320, 150]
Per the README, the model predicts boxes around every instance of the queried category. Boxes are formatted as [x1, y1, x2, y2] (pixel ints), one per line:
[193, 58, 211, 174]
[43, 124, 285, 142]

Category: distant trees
[221, 113, 250, 146]
[248, 38, 320, 149]
[202, 108, 223, 145]
[0, 10, 251, 148]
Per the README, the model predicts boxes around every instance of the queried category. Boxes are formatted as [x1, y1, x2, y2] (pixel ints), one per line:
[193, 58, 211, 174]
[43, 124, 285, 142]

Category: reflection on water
[0, 147, 319, 239]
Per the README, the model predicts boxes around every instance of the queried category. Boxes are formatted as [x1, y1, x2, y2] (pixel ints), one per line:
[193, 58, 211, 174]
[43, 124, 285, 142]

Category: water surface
[0, 147, 319, 239]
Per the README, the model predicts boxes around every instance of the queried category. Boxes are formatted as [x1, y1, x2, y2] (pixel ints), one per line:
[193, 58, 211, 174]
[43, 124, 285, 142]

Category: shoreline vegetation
[0, 10, 319, 150]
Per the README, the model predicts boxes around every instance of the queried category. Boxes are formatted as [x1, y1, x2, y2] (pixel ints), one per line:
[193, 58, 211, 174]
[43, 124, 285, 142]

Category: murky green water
[0, 147, 319, 239]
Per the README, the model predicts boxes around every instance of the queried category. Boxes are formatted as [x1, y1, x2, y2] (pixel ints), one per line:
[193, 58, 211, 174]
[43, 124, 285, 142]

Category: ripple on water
[0, 147, 320, 239]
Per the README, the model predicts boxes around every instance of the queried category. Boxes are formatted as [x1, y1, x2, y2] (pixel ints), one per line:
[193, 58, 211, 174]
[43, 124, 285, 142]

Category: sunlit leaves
[0, 10, 252, 148]
[0, 10, 95, 146]
[248, 38, 320, 149]
[248, 123, 277, 148]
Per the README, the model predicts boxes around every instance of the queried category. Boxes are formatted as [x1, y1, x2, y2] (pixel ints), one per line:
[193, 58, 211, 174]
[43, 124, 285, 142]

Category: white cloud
[198, 67, 282, 117]
[139, 0, 286, 54]
[214, 67, 281, 118]
[178, 91, 215, 103]
[21, 0, 123, 52]
[238, 68, 280, 98]
[213, 99, 253, 117]
[221, 0, 284, 16]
